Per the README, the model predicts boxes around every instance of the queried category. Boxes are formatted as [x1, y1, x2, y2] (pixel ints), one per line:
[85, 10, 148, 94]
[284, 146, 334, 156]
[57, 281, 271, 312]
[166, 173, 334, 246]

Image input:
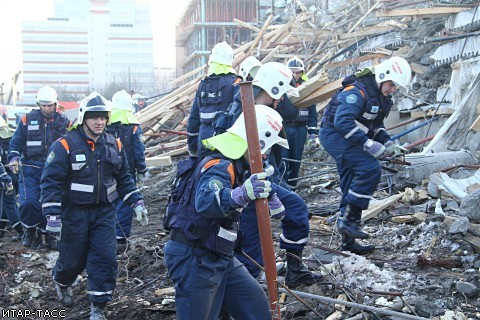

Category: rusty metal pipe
[239, 81, 280, 319]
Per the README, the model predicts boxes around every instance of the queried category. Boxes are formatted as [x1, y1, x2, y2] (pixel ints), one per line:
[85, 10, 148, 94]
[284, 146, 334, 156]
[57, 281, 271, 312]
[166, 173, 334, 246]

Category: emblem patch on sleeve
[346, 94, 358, 104]
[208, 179, 223, 190]
[47, 151, 55, 163]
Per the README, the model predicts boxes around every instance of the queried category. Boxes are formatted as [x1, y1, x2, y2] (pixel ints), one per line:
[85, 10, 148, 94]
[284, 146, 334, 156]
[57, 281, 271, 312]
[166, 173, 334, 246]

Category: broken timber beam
[376, 7, 470, 17]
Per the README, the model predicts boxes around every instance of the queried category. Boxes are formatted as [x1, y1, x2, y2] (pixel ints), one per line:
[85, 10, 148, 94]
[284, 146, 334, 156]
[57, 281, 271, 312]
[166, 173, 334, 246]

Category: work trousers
[53, 203, 117, 304]
[164, 240, 272, 320]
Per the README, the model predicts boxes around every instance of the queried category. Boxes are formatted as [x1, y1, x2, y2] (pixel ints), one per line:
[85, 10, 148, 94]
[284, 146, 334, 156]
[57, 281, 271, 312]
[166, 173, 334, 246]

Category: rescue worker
[320, 56, 411, 254]
[107, 90, 148, 247]
[281, 56, 319, 190]
[186, 41, 241, 157]
[40, 92, 148, 320]
[215, 62, 322, 288]
[0, 117, 22, 241]
[8, 85, 71, 249]
[165, 105, 289, 320]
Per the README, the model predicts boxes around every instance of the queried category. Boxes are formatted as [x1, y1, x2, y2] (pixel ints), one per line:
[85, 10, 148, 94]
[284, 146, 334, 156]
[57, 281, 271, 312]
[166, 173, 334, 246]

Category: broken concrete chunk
[455, 281, 479, 298]
[449, 216, 469, 235]
[458, 189, 480, 223]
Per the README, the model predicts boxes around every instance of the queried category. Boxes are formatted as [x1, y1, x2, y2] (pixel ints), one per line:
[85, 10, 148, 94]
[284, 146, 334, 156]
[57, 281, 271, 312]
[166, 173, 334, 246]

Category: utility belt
[170, 229, 202, 248]
[284, 121, 307, 128]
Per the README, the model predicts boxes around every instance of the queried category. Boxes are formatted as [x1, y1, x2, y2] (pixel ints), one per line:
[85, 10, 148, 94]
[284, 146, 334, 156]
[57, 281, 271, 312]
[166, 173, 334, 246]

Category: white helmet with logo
[112, 90, 133, 112]
[208, 41, 234, 66]
[374, 57, 412, 88]
[228, 104, 289, 153]
[239, 56, 262, 80]
[287, 56, 305, 72]
[253, 62, 299, 100]
[36, 86, 58, 105]
[77, 92, 111, 125]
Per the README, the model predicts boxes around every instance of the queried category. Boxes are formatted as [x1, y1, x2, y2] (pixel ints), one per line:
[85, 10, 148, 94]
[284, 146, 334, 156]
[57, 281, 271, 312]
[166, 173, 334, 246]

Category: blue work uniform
[187, 73, 241, 157]
[211, 91, 311, 278]
[0, 136, 20, 229]
[164, 156, 271, 320]
[320, 73, 392, 211]
[8, 110, 70, 230]
[281, 77, 318, 188]
[40, 126, 142, 304]
[106, 121, 147, 240]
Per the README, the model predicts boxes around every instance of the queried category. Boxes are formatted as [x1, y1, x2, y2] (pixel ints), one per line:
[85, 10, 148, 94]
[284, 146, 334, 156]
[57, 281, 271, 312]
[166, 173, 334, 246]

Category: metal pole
[389, 117, 438, 141]
[265, 286, 428, 320]
[239, 81, 280, 319]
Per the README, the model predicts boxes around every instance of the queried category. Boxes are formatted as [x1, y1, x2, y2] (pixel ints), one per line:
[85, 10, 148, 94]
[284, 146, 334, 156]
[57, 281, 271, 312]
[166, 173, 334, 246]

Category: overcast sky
[0, 0, 190, 86]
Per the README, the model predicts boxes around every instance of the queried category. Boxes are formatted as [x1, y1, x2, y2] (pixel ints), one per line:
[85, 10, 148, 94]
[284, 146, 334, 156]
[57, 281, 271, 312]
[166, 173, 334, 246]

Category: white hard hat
[203, 104, 289, 159]
[253, 62, 299, 100]
[287, 56, 305, 72]
[374, 57, 412, 88]
[111, 90, 133, 112]
[239, 56, 262, 81]
[78, 92, 111, 125]
[228, 104, 288, 153]
[36, 86, 58, 104]
[208, 41, 234, 66]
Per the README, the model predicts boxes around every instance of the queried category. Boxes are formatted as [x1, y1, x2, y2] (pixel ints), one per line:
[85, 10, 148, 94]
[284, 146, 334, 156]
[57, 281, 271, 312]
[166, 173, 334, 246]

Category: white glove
[133, 200, 149, 226]
[384, 141, 408, 157]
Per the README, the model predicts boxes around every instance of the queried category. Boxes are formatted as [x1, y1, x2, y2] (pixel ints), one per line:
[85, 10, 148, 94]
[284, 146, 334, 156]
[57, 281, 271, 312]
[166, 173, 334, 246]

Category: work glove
[5, 181, 14, 196]
[46, 215, 62, 236]
[137, 172, 148, 188]
[231, 172, 272, 207]
[363, 139, 386, 158]
[306, 134, 320, 151]
[133, 200, 149, 226]
[384, 141, 408, 158]
[268, 193, 285, 220]
[9, 157, 20, 174]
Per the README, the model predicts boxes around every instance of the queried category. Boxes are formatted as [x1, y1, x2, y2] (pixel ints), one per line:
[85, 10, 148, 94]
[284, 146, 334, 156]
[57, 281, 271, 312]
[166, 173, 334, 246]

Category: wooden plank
[376, 7, 469, 17]
[292, 78, 343, 109]
[233, 18, 261, 33]
[469, 102, 480, 132]
[248, 15, 273, 54]
[146, 156, 172, 167]
[323, 53, 388, 69]
[361, 192, 405, 222]
[348, 1, 381, 33]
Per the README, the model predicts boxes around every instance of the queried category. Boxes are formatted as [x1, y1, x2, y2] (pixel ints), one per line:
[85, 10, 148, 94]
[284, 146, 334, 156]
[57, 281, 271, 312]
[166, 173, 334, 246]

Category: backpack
[163, 155, 216, 230]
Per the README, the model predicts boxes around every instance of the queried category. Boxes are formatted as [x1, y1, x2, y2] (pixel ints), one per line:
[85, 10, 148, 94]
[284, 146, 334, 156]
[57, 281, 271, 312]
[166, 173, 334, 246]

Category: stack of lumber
[137, 0, 479, 159]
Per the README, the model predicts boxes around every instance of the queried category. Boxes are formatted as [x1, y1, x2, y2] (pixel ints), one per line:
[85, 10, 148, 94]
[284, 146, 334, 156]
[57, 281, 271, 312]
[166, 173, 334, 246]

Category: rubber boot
[44, 233, 58, 251]
[285, 249, 323, 288]
[0, 221, 6, 238]
[341, 234, 375, 255]
[22, 228, 37, 248]
[337, 204, 369, 239]
[32, 229, 45, 249]
[55, 283, 74, 307]
[90, 302, 107, 320]
[12, 223, 24, 242]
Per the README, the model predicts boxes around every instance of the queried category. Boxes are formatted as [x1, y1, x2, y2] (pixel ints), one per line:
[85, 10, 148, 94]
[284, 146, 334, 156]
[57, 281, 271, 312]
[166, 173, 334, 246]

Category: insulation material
[428, 169, 480, 199]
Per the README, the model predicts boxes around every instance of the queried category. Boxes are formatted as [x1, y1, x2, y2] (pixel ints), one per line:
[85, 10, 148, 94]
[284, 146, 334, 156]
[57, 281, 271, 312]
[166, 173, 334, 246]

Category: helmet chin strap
[85, 122, 103, 137]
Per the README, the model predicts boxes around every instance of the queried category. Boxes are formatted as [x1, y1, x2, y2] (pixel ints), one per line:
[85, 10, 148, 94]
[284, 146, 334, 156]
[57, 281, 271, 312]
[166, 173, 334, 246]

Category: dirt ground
[1, 150, 479, 319]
